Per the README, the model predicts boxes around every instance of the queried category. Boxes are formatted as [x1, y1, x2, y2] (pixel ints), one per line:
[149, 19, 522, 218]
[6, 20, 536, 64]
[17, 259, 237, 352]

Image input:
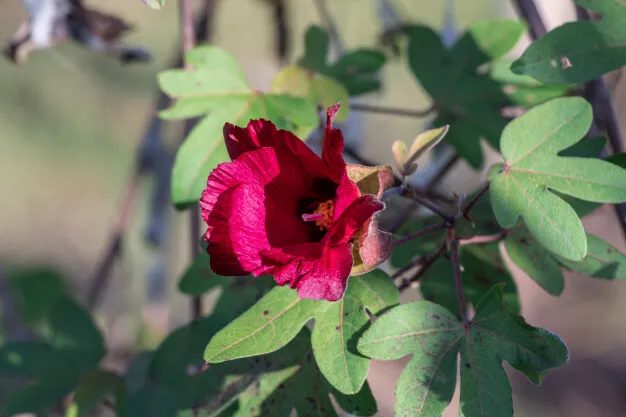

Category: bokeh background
[1, 0, 625, 416]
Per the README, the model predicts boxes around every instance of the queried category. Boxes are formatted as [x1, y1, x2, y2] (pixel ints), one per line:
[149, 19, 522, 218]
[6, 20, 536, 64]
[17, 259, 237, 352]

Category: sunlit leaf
[159, 46, 318, 209]
[358, 286, 568, 417]
[204, 271, 398, 394]
[511, 0, 626, 84]
[143, 0, 165, 9]
[489, 97, 626, 260]
[270, 65, 350, 121]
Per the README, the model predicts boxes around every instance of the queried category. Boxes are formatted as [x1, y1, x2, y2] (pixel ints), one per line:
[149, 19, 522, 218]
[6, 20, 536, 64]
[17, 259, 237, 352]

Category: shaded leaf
[489, 58, 572, 106]
[1, 378, 77, 416]
[555, 234, 626, 279]
[489, 97, 626, 260]
[178, 253, 229, 296]
[505, 228, 564, 295]
[511, 0, 626, 84]
[420, 243, 519, 319]
[408, 20, 525, 168]
[5, 267, 66, 326]
[66, 370, 126, 417]
[358, 286, 568, 417]
[159, 46, 318, 209]
[296, 25, 386, 96]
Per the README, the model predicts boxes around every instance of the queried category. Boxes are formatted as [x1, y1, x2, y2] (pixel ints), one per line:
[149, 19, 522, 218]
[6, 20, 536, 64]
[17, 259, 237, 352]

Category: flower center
[301, 200, 335, 230]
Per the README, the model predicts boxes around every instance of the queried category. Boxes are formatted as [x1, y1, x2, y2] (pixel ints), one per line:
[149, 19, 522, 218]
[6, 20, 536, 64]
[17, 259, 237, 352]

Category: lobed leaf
[358, 286, 569, 417]
[511, 0, 626, 84]
[489, 97, 626, 260]
[204, 271, 398, 394]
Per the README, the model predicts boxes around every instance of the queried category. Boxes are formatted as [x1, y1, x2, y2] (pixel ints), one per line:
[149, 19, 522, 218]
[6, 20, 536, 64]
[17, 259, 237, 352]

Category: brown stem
[450, 233, 468, 323]
[180, 0, 203, 320]
[397, 243, 447, 291]
[392, 222, 447, 249]
[350, 102, 436, 119]
[85, 0, 216, 312]
[462, 183, 490, 217]
[512, 0, 547, 39]
[459, 229, 509, 246]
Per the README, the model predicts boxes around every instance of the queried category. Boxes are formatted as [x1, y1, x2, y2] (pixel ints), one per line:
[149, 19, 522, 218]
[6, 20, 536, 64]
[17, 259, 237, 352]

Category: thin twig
[350, 102, 436, 119]
[511, 0, 547, 39]
[450, 233, 468, 323]
[392, 222, 447, 249]
[459, 229, 509, 246]
[87, 174, 141, 309]
[272, 0, 289, 64]
[462, 183, 490, 217]
[422, 153, 459, 190]
[85, 0, 216, 311]
[397, 243, 447, 291]
[313, 0, 344, 54]
[406, 188, 455, 223]
[180, 0, 203, 320]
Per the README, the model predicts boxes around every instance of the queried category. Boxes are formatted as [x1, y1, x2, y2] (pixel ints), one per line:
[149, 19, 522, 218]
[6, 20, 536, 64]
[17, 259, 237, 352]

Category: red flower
[200, 103, 390, 301]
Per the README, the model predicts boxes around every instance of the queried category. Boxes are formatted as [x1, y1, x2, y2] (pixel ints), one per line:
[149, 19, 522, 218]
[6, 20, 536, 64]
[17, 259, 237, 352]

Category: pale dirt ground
[2, 1, 626, 416]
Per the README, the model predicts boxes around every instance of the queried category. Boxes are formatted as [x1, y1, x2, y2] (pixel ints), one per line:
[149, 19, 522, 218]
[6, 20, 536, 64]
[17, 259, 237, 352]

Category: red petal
[223, 120, 336, 182]
[295, 244, 353, 301]
[333, 172, 361, 221]
[200, 148, 280, 275]
[321, 104, 346, 181]
[326, 195, 385, 246]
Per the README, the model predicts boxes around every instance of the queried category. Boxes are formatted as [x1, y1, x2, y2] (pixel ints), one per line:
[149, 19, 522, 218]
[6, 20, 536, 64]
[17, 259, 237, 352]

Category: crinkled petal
[295, 243, 353, 301]
[326, 195, 385, 246]
[321, 103, 346, 181]
[201, 148, 280, 275]
[223, 120, 335, 183]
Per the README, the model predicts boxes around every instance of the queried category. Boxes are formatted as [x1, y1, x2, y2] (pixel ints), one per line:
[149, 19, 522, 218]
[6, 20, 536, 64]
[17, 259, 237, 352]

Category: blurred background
[1, 0, 625, 416]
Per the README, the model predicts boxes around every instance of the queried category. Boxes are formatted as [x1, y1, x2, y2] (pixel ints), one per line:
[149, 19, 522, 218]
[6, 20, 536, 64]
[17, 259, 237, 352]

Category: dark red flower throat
[199, 103, 386, 301]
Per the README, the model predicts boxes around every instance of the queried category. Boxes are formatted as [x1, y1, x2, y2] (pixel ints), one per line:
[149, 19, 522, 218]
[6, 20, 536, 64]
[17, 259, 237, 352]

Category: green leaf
[66, 370, 126, 417]
[505, 228, 565, 295]
[45, 297, 106, 367]
[490, 58, 572, 106]
[489, 97, 626, 260]
[408, 20, 525, 168]
[0, 342, 79, 379]
[143, 0, 165, 9]
[270, 65, 350, 121]
[511, 0, 626, 84]
[5, 267, 67, 326]
[555, 233, 626, 279]
[390, 216, 447, 268]
[296, 25, 386, 96]
[159, 46, 318, 209]
[420, 244, 520, 319]
[178, 253, 229, 296]
[249, 330, 377, 417]
[311, 270, 399, 394]
[357, 286, 569, 417]
[204, 271, 398, 395]
[2, 378, 77, 416]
